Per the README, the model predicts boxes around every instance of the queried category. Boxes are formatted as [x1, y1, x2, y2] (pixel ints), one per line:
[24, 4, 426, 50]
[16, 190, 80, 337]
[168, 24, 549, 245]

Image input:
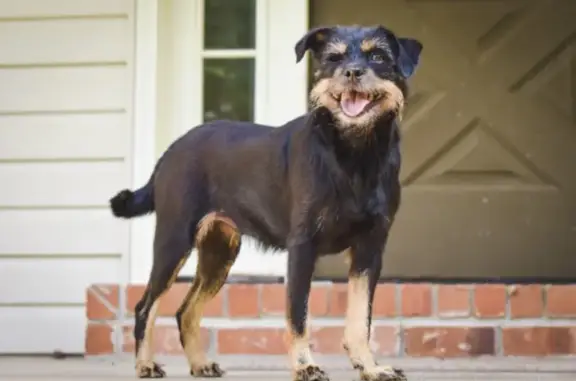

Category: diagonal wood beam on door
[389, 0, 576, 192]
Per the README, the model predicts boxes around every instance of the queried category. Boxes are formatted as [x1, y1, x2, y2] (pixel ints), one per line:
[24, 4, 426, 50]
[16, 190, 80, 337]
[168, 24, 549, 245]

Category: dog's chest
[315, 177, 387, 245]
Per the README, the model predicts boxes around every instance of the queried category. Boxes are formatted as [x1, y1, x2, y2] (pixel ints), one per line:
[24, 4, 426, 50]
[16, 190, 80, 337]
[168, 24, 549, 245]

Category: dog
[109, 24, 422, 381]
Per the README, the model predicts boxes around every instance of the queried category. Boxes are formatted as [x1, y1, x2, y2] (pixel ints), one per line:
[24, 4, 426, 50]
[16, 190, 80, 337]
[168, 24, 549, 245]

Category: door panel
[311, 0, 576, 279]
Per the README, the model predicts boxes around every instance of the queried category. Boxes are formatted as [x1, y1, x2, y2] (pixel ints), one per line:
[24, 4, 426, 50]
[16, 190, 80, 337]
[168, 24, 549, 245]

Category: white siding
[0, 67, 129, 112]
[0, 210, 129, 255]
[0, 307, 89, 353]
[0, 257, 121, 304]
[0, 0, 134, 354]
[0, 18, 130, 64]
[0, 114, 129, 160]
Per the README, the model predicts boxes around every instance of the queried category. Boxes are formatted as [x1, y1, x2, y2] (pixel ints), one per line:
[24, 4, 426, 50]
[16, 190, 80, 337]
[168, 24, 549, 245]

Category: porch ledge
[85, 282, 576, 358]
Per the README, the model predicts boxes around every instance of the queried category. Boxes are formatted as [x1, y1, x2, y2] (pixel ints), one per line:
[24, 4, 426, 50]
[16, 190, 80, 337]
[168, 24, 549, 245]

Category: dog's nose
[344, 68, 365, 79]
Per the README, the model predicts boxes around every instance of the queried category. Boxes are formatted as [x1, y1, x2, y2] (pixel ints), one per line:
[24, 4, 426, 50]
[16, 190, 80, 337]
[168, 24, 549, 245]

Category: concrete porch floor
[0, 356, 574, 381]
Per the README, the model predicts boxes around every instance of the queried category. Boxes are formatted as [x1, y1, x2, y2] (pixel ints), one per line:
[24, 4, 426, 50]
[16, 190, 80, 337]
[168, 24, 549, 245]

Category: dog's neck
[310, 108, 400, 179]
[329, 114, 398, 154]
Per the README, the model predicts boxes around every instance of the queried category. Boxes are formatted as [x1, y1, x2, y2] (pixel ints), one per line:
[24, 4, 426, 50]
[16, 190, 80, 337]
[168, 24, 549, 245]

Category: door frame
[130, 0, 310, 282]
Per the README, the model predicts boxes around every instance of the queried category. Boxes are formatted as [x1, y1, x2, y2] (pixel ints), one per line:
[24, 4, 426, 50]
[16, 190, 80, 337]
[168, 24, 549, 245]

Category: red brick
[546, 285, 576, 317]
[400, 284, 432, 317]
[309, 285, 330, 316]
[502, 327, 576, 356]
[125, 284, 224, 317]
[310, 326, 344, 354]
[125, 285, 146, 315]
[86, 284, 119, 320]
[437, 285, 471, 318]
[404, 327, 495, 358]
[85, 323, 114, 355]
[228, 284, 259, 317]
[372, 284, 397, 317]
[261, 284, 286, 316]
[473, 285, 506, 318]
[509, 285, 543, 318]
[371, 326, 400, 356]
[122, 325, 210, 355]
[328, 283, 348, 317]
[217, 328, 285, 354]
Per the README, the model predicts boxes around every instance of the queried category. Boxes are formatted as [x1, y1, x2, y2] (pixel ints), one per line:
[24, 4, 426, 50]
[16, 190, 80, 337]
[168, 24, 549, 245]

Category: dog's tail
[109, 182, 154, 218]
[109, 179, 154, 219]
[110, 155, 162, 219]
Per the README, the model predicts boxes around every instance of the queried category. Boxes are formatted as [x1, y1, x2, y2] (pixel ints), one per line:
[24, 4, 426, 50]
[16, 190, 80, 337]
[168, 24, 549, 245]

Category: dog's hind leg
[176, 212, 241, 378]
[344, 240, 406, 381]
[286, 242, 330, 381]
[134, 221, 193, 378]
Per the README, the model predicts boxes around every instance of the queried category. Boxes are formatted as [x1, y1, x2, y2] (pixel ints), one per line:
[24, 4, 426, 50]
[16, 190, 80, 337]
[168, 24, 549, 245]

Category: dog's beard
[309, 73, 404, 133]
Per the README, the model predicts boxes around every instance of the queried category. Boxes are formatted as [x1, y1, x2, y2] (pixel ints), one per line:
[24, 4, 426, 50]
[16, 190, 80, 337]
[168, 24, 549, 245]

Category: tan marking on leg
[136, 300, 160, 373]
[286, 327, 330, 381]
[345, 274, 402, 381]
[179, 213, 240, 376]
[344, 274, 376, 370]
[285, 327, 315, 369]
[135, 249, 190, 377]
[196, 212, 238, 247]
[180, 279, 209, 368]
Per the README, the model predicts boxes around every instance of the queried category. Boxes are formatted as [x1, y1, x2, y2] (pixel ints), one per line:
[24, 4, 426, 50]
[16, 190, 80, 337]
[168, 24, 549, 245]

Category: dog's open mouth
[337, 90, 382, 118]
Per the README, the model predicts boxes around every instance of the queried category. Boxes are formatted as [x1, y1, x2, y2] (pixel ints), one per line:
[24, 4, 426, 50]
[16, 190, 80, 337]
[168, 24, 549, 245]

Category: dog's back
[111, 116, 307, 249]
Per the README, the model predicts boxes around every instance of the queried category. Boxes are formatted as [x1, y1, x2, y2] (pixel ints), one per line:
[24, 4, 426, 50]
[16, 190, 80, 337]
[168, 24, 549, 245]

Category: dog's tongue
[340, 91, 370, 117]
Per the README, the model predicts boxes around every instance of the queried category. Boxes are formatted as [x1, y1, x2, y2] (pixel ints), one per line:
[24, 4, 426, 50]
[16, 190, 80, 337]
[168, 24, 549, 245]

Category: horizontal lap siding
[0, 257, 121, 304]
[0, 161, 129, 206]
[0, 0, 134, 353]
[0, 306, 89, 353]
[0, 209, 129, 254]
[0, 114, 129, 160]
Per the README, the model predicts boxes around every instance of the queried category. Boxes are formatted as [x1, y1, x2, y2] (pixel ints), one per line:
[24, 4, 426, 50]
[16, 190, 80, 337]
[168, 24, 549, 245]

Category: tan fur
[325, 40, 347, 55]
[136, 300, 160, 376]
[344, 274, 374, 369]
[309, 70, 405, 132]
[315, 31, 327, 42]
[344, 274, 400, 381]
[135, 249, 190, 377]
[285, 327, 316, 373]
[360, 39, 376, 52]
[179, 280, 209, 370]
[360, 37, 387, 52]
[196, 212, 239, 249]
[179, 212, 241, 374]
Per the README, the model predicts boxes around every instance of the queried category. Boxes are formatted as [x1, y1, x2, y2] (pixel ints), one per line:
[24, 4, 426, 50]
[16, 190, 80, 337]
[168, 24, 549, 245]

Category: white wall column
[130, 0, 158, 283]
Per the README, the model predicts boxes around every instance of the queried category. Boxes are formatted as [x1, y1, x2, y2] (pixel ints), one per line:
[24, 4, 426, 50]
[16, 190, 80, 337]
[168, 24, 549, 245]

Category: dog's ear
[374, 26, 423, 78]
[294, 26, 334, 63]
[396, 37, 423, 78]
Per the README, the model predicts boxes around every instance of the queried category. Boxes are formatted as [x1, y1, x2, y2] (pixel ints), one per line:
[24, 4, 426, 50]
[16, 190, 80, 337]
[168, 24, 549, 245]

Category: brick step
[85, 282, 576, 358]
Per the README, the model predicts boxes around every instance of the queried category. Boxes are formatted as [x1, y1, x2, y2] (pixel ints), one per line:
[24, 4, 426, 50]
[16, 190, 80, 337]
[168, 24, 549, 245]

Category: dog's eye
[326, 53, 344, 63]
[370, 52, 386, 63]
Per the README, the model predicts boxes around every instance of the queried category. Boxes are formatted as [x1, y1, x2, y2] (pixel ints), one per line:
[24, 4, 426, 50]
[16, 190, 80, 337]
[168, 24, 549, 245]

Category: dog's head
[295, 25, 422, 132]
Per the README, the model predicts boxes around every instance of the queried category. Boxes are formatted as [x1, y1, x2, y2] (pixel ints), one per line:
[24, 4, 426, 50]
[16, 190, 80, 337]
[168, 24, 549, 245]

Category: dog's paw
[136, 362, 166, 378]
[190, 362, 225, 378]
[360, 366, 406, 381]
[293, 365, 330, 381]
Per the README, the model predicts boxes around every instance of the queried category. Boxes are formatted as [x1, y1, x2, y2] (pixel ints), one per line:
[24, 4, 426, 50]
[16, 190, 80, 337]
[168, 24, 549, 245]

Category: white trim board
[129, 0, 158, 283]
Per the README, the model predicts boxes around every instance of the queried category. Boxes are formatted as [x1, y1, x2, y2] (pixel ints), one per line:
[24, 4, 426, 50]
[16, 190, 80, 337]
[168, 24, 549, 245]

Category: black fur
[109, 186, 154, 218]
[110, 24, 422, 380]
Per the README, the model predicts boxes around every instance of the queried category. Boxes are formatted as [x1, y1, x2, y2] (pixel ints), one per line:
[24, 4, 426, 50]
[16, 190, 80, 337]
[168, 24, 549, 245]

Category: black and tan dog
[110, 24, 422, 381]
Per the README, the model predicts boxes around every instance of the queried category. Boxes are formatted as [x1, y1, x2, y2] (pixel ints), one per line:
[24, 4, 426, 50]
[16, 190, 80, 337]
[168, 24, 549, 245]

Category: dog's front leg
[286, 241, 329, 381]
[345, 239, 406, 381]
